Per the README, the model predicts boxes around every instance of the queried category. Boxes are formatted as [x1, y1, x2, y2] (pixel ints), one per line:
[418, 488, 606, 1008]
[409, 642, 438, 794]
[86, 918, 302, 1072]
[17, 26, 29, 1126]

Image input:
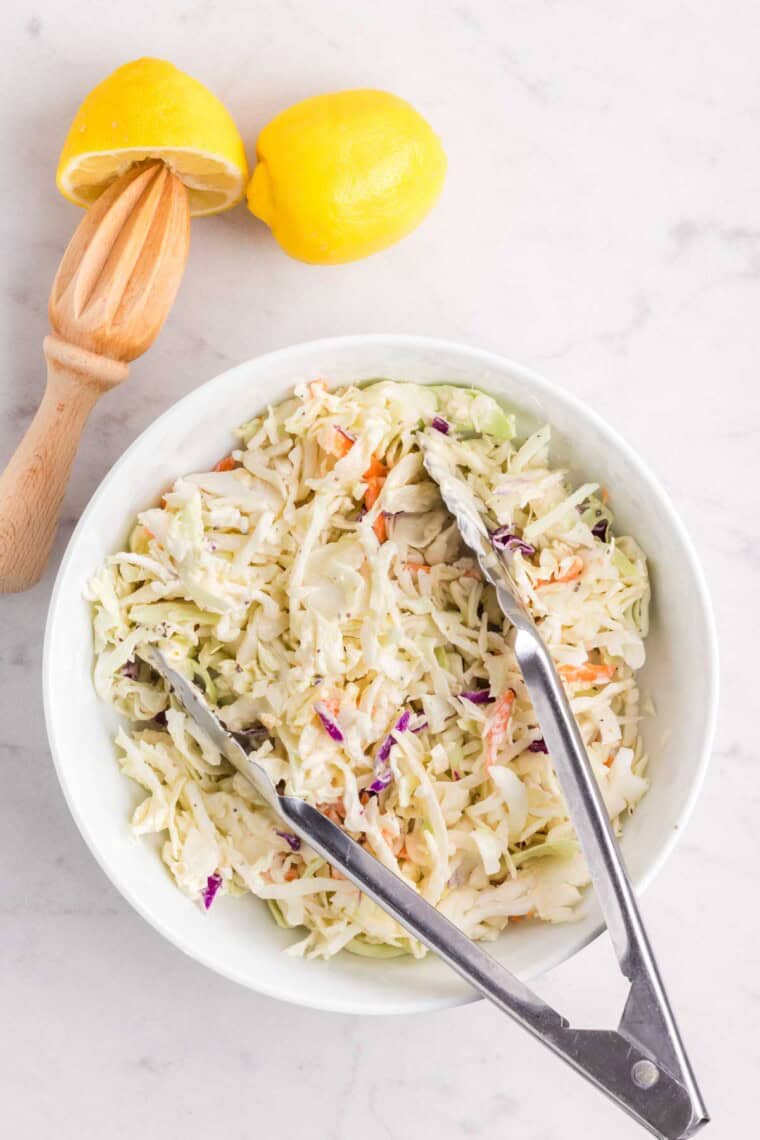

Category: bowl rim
[43, 333, 719, 1015]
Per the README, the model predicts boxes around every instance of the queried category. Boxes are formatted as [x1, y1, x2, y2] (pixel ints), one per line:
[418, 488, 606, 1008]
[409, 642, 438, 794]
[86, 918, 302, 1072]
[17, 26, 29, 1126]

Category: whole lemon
[247, 89, 446, 264]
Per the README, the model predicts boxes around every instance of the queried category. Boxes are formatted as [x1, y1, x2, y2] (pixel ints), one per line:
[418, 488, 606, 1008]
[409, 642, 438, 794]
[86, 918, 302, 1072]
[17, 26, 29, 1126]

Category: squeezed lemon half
[56, 58, 248, 217]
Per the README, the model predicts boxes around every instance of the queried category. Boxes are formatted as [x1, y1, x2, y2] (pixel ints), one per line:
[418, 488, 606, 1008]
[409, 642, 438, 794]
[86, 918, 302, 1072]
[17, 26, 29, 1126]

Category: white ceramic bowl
[43, 336, 718, 1015]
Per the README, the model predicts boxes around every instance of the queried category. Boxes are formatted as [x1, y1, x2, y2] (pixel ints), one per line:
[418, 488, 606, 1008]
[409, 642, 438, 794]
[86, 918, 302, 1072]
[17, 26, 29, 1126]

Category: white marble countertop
[1, 2, 756, 1136]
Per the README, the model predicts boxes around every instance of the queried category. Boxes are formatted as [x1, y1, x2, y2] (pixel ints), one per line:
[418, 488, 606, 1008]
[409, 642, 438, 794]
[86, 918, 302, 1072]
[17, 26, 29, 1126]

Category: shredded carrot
[321, 696, 341, 717]
[372, 513, 387, 543]
[558, 662, 616, 684]
[326, 426, 355, 458]
[283, 866, 301, 882]
[462, 568, 481, 579]
[364, 479, 382, 510]
[330, 866, 347, 881]
[484, 688, 516, 770]
[363, 455, 388, 482]
[364, 471, 387, 509]
[604, 754, 614, 768]
[554, 556, 584, 583]
[361, 454, 389, 540]
[158, 483, 174, 508]
[403, 561, 431, 572]
[143, 528, 155, 541]
[601, 487, 610, 505]
[213, 455, 238, 472]
[318, 801, 346, 826]
[334, 433, 354, 458]
[359, 790, 370, 806]
[308, 379, 327, 398]
[536, 555, 584, 588]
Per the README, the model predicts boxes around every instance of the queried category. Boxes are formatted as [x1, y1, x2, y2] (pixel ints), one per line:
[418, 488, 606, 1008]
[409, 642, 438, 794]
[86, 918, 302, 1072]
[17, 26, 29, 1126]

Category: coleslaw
[88, 380, 651, 959]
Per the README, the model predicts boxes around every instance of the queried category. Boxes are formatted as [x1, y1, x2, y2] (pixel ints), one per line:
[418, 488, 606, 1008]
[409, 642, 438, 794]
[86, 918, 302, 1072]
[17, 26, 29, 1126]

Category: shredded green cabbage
[87, 380, 651, 959]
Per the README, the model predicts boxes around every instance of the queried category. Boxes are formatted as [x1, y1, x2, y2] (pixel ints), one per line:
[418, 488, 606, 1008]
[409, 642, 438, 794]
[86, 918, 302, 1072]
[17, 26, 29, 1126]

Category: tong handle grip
[273, 793, 705, 1139]
[509, 622, 708, 1129]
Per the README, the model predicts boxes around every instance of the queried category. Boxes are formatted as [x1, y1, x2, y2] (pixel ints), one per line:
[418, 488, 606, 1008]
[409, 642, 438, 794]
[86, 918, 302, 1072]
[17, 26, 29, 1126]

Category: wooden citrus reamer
[0, 162, 190, 592]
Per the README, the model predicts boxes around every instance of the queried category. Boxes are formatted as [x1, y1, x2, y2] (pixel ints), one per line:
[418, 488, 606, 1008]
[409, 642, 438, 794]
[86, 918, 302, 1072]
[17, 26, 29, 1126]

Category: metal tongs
[145, 433, 708, 1139]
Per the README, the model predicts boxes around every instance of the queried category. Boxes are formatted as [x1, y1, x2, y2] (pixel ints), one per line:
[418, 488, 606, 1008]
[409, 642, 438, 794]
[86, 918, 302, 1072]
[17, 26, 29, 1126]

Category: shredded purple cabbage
[368, 711, 411, 793]
[490, 527, 536, 557]
[275, 830, 302, 852]
[314, 701, 345, 743]
[203, 872, 222, 910]
[377, 710, 411, 762]
[335, 424, 356, 445]
[121, 659, 140, 680]
[528, 738, 548, 753]
[591, 519, 610, 541]
[367, 770, 394, 794]
[411, 718, 428, 733]
[460, 689, 494, 705]
[432, 415, 450, 435]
